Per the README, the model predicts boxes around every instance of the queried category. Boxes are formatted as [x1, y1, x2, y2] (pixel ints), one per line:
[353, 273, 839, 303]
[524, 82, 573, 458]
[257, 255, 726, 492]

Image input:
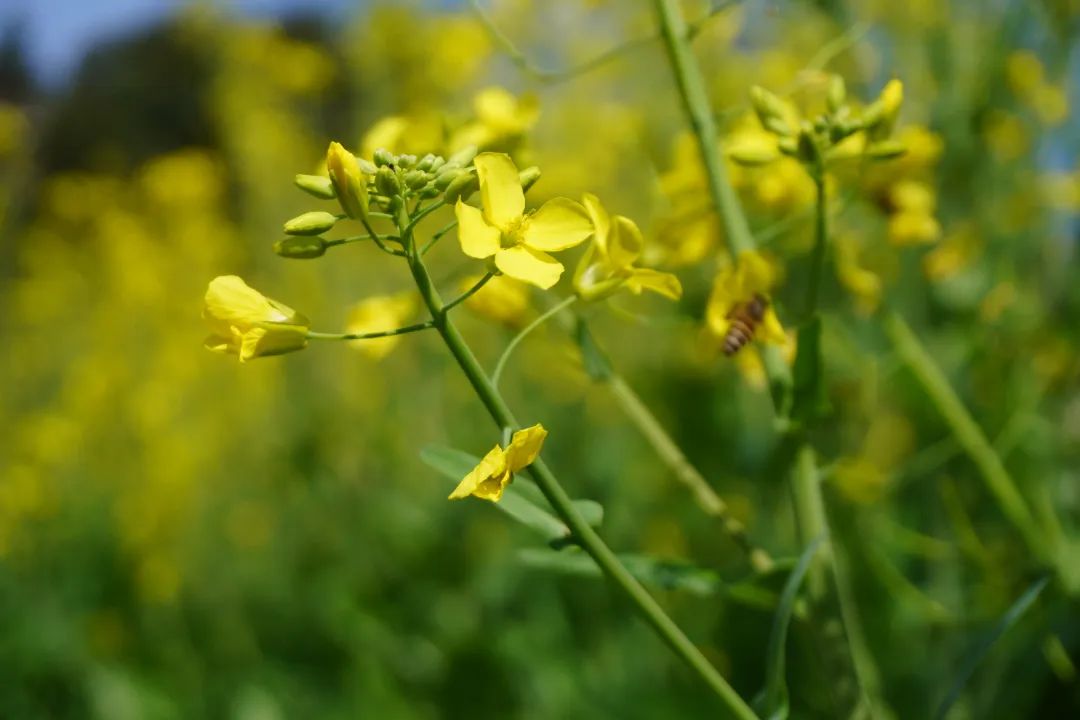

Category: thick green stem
[791, 444, 828, 598]
[805, 172, 828, 317]
[883, 311, 1050, 563]
[398, 213, 757, 718]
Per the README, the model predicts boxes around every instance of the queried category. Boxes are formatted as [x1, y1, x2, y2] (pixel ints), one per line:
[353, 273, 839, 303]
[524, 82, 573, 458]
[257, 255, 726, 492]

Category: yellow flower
[326, 141, 368, 219]
[834, 236, 882, 314]
[704, 251, 785, 348]
[361, 113, 445, 159]
[888, 211, 941, 246]
[203, 276, 309, 362]
[460, 274, 531, 328]
[455, 153, 593, 289]
[449, 424, 547, 501]
[450, 87, 540, 153]
[345, 293, 418, 360]
[573, 194, 682, 301]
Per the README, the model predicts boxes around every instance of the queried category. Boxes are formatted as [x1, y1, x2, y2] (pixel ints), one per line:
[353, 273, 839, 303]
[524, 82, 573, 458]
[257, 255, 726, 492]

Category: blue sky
[0, 0, 359, 87]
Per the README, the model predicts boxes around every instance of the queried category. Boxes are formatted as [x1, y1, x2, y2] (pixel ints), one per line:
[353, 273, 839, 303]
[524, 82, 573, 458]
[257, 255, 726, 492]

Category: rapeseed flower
[705, 251, 785, 347]
[456, 153, 592, 289]
[449, 424, 547, 501]
[203, 275, 309, 362]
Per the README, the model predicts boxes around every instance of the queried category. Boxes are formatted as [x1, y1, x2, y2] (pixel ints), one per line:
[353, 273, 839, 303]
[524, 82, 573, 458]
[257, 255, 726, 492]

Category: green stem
[399, 217, 757, 718]
[491, 296, 577, 390]
[804, 172, 828, 317]
[443, 272, 495, 314]
[422, 219, 458, 255]
[882, 311, 1049, 563]
[306, 321, 434, 341]
[791, 444, 828, 598]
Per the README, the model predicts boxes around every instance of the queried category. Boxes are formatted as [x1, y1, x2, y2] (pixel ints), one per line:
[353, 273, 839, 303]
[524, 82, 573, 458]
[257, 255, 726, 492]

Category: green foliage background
[0, 1, 1078, 718]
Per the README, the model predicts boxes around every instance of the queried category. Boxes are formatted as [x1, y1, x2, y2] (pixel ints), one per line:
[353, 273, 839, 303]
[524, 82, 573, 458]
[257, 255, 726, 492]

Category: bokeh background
[1, 0, 1079, 717]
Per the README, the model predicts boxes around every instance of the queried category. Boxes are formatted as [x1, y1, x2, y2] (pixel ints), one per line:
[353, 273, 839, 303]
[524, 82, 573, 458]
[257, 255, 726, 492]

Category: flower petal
[204, 276, 274, 327]
[504, 424, 548, 472]
[581, 192, 610, 250]
[475, 153, 524, 229]
[449, 446, 510, 501]
[495, 246, 565, 289]
[625, 268, 683, 300]
[522, 198, 593, 252]
[759, 307, 787, 344]
[455, 200, 501, 259]
[607, 215, 644, 269]
[736, 250, 778, 294]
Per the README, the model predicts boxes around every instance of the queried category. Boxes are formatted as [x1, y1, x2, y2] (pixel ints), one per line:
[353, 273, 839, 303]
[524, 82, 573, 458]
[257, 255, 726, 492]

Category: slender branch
[404, 200, 447, 237]
[399, 215, 757, 717]
[306, 321, 434, 342]
[325, 233, 400, 249]
[883, 311, 1050, 563]
[491, 296, 577, 390]
[470, 0, 742, 85]
[443, 272, 495, 314]
[422, 219, 459, 255]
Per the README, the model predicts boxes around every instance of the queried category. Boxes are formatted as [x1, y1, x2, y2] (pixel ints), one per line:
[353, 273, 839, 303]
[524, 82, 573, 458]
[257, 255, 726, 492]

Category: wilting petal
[475, 152, 524, 230]
[625, 268, 682, 300]
[449, 446, 510, 501]
[495, 246, 564, 289]
[504, 424, 548, 471]
[522, 198, 593, 252]
[455, 200, 501, 258]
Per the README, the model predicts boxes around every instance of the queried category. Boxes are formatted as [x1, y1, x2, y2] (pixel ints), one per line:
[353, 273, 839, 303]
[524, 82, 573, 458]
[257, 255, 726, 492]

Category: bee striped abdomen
[722, 293, 769, 357]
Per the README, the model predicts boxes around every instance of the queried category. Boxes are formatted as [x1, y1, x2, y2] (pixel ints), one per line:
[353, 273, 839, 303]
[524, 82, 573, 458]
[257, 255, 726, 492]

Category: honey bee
[723, 293, 769, 356]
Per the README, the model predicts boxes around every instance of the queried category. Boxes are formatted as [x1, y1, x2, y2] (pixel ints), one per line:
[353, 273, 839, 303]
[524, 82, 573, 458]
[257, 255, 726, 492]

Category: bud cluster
[732, 77, 908, 173]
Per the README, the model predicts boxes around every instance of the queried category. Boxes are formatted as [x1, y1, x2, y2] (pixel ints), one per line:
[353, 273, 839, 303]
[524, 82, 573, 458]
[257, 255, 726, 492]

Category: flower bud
[358, 158, 378, 175]
[326, 142, 369, 220]
[728, 139, 780, 166]
[404, 169, 429, 190]
[434, 166, 464, 191]
[443, 169, 479, 203]
[518, 166, 542, 193]
[447, 144, 478, 167]
[294, 174, 335, 199]
[274, 235, 327, 259]
[373, 148, 395, 167]
[866, 140, 908, 160]
[750, 86, 793, 136]
[284, 211, 339, 236]
[428, 156, 446, 173]
[397, 154, 417, 169]
[417, 153, 437, 172]
[375, 166, 401, 197]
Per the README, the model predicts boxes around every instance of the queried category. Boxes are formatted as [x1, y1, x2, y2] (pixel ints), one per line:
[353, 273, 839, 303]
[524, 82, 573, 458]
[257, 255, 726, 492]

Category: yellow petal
[504, 424, 548, 472]
[455, 199, 501, 259]
[449, 445, 509, 501]
[625, 268, 683, 300]
[607, 216, 644, 269]
[204, 276, 276, 326]
[758, 307, 786, 344]
[736, 250, 777, 294]
[522, 197, 593, 252]
[704, 262, 740, 334]
[475, 152, 524, 229]
[495, 246, 564, 289]
[581, 192, 610, 248]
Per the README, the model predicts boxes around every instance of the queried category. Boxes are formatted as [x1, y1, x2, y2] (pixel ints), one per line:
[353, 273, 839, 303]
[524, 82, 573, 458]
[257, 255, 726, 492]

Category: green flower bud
[750, 86, 793, 135]
[827, 75, 847, 114]
[274, 235, 327, 259]
[866, 140, 908, 160]
[728, 144, 780, 166]
[519, 166, 542, 193]
[447, 144, 478, 167]
[294, 174, 336, 200]
[404, 169, 429, 190]
[417, 153, 437, 172]
[443, 169, 479, 204]
[434, 166, 465, 191]
[777, 137, 799, 156]
[397, 154, 417, 169]
[373, 148, 395, 167]
[419, 184, 441, 199]
[284, 211, 339, 236]
[375, 167, 402, 197]
[428, 156, 446, 173]
[358, 158, 378, 175]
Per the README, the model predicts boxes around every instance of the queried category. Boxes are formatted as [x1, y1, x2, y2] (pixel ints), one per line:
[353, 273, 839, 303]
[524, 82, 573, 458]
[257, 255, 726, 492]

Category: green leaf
[933, 575, 1051, 720]
[790, 314, 828, 424]
[574, 319, 613, 381]
[756, 534, 825, 720]
[419, 445, 602, 542]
